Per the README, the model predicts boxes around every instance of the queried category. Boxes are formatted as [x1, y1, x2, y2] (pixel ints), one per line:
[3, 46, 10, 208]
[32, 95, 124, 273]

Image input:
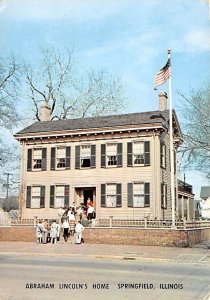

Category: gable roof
[15, 110, 180, 137]
[200, 186, 210, 199]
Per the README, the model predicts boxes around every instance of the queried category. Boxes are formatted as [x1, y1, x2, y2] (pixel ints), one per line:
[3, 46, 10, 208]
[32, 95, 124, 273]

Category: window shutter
[174, 150, 176, 174]
[165, 184, 168, 208]
[160, 142, 163, 167]
[51, 148, 56, 170]
[116, 183, 122, 207]
[127, 142, 133, 167]
[41, 148, 47, 171]
[27, 149, 32, 171]
[50, 186, 55, 208]
[165, 145, 167, 168]
[26, 186, 31, 208]
[101, 184, 106, 207]
[101, 144, 106, 168]
[127, 183, 133, 207]
[117, 143, 122, 167]
[40, 186, 45, 208]
[64, 185, 70, 207]
[161, 183, 164, 208]
[144, 141, 150, 166]
[144, 182, 150, 207]
[75, 146, 80, 169]
[65, 147, 71, 170]
[90, 145, 96, 168]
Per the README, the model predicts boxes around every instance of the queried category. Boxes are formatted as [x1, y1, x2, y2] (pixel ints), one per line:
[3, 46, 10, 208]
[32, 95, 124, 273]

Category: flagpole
[168, 49, 176, 228]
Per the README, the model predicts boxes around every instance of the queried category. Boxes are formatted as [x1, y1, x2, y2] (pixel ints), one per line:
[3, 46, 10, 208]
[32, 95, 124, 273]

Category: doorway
[83, 189, 94, 207]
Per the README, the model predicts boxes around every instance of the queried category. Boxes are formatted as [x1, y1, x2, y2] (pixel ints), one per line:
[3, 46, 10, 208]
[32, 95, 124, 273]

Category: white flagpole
[168, 49, 176, 228]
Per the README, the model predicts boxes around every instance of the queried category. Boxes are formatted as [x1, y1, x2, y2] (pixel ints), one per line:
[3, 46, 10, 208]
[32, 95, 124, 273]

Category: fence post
[144, 217, 148, 229]
[109, 216, 113, 228]
[34, 216, 37, 227]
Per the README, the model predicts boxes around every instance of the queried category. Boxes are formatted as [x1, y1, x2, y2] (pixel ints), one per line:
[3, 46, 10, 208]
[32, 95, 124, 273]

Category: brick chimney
[159, 92, 167, 111]
[39, 102, 51, 122]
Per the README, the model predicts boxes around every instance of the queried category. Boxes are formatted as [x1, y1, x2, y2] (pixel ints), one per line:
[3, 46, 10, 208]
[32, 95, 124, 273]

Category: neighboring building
[177, 180, 195, 220]
[200, 186, 210, 220]
[14, 93, 194, 221]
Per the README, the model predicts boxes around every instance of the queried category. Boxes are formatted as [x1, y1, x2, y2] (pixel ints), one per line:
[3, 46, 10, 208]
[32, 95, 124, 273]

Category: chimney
[40, 102, 51, 122]
[158, 92, 167, 111]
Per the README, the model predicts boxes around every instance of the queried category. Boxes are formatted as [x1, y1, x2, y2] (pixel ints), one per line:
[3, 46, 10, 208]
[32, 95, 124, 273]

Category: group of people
[58, 199, 96, 222]
[36, 218, 84, 245]
[36, 198, 95, 245]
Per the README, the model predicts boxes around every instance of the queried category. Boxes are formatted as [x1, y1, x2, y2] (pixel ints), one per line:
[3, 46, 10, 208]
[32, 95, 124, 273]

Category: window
[75, 145, 96, 169]
[127, 141, 150, 167]
[50, 185, 69, 208]
[51, 147, 71, 170]
[161, 183, 167, 209]
[27, 148, 47, 171]
[107, 143, 117, 166]
[101, 143, 122, 168]
[160, 143, 166, 168]
[81, 145, 91, 168]
[127, 182, 150, 207]
[26, 186, 45, 208]
[101, 183, 122, 207]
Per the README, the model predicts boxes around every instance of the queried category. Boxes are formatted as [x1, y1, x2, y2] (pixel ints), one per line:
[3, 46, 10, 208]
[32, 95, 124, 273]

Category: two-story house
[15, 92, 185, 221]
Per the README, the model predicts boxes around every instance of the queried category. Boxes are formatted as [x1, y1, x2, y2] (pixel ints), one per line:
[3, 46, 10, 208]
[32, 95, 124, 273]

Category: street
[0, 253, 209, 300]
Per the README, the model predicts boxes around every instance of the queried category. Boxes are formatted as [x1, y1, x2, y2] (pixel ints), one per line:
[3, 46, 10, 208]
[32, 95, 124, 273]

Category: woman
[50, 220, 57, 244]
[75, 221, 84, 244]
[36, 220, 44, 244]
[68, 211, 75, 236]
[62, 218, 70, 242]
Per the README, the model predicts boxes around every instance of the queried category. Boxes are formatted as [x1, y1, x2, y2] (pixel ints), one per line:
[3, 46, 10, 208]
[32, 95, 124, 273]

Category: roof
[200, 186, 210, 199]
[15, 110, 174, 136]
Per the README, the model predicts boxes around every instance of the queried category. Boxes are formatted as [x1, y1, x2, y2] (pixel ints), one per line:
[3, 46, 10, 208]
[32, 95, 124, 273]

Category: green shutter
[144, 182, 150, 207]
[90, 145, 96, 168]
[116, 183, 122, 207]
[64, 185, 70, 207]
[75, 146, 80, 169]
[50, 186, 55, 208]
[26, 186, 31, 208]
[161, 183, 164, 208]
[65, 147, 71, 170]
[40, 186, 45, 208]
[117, 143, 122, 167]
[51, 148, 56, 170]
[101, 144, 106, 168]
[127, 142, 133, 167]
[144, 141, 150, 166]
[101, 184, 106, 207]
[27, 149, 32, 171]
[41, 148, 47, 171]
[127, 183, 133, 207]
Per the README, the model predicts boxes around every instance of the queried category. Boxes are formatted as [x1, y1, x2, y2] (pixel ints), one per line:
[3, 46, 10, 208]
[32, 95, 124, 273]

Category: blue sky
[0, 0, 209, 198]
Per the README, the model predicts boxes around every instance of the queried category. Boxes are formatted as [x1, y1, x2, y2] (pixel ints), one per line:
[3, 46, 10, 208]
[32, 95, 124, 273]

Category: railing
[0, 217, 210, 229]
[178, 179, 193, 194]
[93, 218, 210, 229]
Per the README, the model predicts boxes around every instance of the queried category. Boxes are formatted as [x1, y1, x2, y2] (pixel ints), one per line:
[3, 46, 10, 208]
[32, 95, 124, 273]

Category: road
[0, 253, 209, 300]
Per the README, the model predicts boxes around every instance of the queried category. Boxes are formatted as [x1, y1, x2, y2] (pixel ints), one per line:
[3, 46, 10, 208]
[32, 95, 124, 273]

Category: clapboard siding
[20, 134, 175, 220]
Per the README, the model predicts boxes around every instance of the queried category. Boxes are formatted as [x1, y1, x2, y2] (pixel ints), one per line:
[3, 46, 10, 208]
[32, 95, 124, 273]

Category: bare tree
[22, 47, 126, 121]
[0, 55, 21, 169]
[0, 54, 20, 129]
[179, 82, 210, 178]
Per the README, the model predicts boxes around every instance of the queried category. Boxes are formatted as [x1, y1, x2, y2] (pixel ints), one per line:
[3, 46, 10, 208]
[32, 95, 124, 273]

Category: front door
[75, 187, 96, 208]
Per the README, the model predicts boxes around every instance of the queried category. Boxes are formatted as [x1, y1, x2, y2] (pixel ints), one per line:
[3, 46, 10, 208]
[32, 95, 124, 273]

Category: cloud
[184, 30, 210, 52]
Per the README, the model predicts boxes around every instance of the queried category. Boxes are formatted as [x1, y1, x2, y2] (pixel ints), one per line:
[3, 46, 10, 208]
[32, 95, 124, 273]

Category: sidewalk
[0, 240, 210, 264]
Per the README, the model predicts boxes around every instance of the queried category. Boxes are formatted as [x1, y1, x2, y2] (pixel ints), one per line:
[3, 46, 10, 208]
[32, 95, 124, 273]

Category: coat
[50, 222, 57, 238]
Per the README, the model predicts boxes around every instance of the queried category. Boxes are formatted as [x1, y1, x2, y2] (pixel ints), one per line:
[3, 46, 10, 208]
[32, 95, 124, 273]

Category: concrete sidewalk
[0, 241, 210, 264]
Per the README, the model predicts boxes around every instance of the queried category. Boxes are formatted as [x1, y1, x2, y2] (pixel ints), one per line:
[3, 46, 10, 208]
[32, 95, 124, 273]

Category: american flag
[154, 59, 171, 88]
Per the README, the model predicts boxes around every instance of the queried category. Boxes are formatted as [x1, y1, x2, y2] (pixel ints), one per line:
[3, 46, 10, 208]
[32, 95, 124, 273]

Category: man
[75, 221, 84, 244]
[62, 218, 70, 242]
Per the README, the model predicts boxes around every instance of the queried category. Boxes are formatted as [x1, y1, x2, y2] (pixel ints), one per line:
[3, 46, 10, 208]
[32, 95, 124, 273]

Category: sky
[0, 0, 209, 198]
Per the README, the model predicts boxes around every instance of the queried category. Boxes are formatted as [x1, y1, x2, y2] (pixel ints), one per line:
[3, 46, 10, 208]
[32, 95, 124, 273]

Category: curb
[0, 251, 209, 264]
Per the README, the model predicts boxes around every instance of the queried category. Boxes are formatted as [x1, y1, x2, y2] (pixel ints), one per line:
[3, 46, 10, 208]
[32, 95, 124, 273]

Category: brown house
[15, 92, 194, 221]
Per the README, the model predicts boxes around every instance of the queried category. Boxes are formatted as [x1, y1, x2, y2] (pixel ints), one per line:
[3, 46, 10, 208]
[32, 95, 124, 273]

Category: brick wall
[0, 226, 210, 247]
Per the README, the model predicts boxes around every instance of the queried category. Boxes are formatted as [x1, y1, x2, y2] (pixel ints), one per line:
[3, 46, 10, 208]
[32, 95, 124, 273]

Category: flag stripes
[154, 59, 171, 87]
